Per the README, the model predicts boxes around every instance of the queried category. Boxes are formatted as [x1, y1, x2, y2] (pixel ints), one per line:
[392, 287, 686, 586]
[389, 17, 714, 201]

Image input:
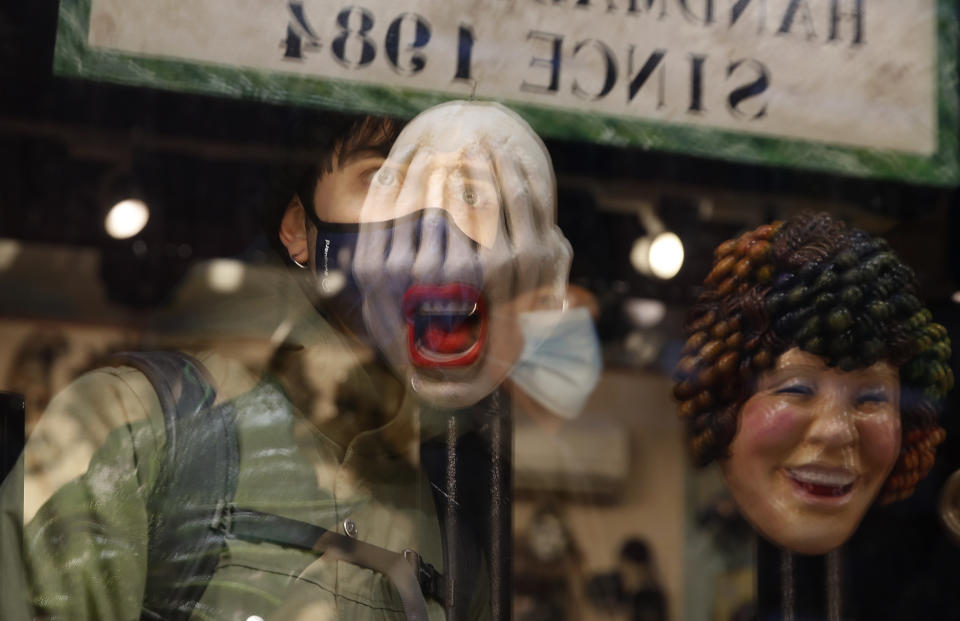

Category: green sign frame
[54, 0, 959, 185]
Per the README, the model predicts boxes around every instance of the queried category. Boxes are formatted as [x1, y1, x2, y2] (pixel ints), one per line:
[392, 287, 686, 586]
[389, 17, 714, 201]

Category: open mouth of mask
[402, 283, 487, 367]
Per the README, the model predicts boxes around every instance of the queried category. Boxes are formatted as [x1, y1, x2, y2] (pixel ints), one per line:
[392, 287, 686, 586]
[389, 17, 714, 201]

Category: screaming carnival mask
[353, 101, 572, 407]
[674, 213, 953, 554]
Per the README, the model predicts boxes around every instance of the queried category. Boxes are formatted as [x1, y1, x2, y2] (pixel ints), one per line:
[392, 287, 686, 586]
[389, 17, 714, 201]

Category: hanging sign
[54, 0, 958, 184]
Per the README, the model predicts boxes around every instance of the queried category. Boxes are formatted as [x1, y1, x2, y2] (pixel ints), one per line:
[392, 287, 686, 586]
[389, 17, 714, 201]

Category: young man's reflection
[1, 102, 583, 620]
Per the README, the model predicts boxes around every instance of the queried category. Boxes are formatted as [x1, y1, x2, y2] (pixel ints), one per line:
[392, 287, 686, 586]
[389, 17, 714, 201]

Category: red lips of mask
[402, 284, 487, 368]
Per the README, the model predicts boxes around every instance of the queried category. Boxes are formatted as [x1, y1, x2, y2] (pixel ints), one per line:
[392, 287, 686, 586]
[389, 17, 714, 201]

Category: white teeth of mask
[419, 302, 474, 314]
[788, 468, 855, 486]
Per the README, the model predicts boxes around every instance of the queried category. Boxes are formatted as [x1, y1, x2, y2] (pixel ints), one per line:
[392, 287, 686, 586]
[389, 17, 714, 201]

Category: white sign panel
[85, 0, 937, 154]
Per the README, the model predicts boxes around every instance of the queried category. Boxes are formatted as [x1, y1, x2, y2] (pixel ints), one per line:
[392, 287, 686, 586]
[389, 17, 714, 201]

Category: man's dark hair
[295, 115, 405, 219]
[262, 113, 403, 258]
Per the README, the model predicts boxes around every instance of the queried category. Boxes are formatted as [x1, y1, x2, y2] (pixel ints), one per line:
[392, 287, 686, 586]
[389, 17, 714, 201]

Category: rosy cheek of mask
[738, 400, 805, 453]
[856, 414, 901, 469]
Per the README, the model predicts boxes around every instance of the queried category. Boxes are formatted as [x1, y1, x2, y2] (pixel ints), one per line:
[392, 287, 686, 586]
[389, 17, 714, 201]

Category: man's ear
[279, 195, 310, 265]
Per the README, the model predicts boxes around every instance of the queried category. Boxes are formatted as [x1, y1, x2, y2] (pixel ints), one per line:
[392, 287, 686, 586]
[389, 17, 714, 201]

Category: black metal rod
[757, 536, 842, 621]
[444, 413, 459, 619]
[437, 387, 513, 620]
[489, 389, 512, 621]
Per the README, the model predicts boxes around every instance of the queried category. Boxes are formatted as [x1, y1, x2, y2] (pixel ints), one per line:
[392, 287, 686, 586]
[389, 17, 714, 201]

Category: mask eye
[856, 390, 890, 405]
[463, 187, 478, 205]
[776, 383, 814, 396]
[376, 169, 397, 186]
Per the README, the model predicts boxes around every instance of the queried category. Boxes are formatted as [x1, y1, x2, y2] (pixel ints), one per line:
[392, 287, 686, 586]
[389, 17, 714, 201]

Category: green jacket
[1, 351, 485, 620]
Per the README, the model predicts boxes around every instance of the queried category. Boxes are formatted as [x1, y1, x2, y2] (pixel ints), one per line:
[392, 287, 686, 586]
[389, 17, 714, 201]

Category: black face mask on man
[308, 212, 430, 342]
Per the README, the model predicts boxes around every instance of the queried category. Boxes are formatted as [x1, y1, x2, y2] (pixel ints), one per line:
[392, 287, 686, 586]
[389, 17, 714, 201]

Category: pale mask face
[353, 101, 572, 407]
[722, 348, 902, 554]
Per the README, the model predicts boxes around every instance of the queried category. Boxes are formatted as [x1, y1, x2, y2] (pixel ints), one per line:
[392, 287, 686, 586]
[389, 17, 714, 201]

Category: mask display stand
[421, 388, 513, 621]
[0, 392, 23, 485]
[757, 537, 847, 621]
[487, 388, 513, 621]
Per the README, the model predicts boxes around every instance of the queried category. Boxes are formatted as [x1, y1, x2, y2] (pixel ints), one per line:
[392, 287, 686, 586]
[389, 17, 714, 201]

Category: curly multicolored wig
[674, 212, 952, 503]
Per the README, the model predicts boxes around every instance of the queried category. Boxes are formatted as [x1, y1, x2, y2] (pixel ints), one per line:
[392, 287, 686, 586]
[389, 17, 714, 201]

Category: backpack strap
[107, 352, 216, 459]
[105, 351, 239, 621]
[112, 351, 449, 619]
[211, 507, 432, 621]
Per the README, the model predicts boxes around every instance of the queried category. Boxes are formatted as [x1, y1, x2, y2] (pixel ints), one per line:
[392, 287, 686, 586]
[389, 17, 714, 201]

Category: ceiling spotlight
[648, 232, 684, 279]
[105, 199, 150, 239]
[631, 231, 684, 279]
[630, 204, 685, 280]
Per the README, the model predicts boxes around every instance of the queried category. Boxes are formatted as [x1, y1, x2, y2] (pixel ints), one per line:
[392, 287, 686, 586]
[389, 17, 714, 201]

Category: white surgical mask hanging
[509, 306, 602, 420]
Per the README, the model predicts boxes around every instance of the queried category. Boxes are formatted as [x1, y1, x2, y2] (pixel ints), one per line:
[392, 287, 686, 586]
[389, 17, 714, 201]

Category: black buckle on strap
[403, 548, 446, 605]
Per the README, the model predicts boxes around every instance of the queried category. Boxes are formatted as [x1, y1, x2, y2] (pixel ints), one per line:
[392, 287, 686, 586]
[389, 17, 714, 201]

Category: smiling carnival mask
[353, 101, 572, 408]
[675, 213, 953, 554]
